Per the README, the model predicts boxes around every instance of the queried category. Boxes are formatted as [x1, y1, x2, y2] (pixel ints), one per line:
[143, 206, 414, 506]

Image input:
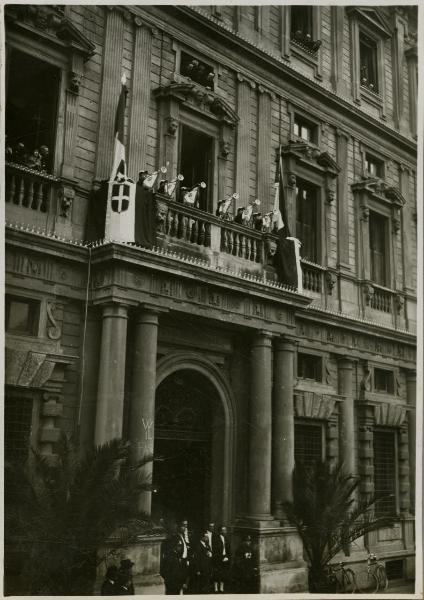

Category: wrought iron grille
[5, 396, 33, 463]
[373, 430, 397, 516]
[295, 422, 324, 468]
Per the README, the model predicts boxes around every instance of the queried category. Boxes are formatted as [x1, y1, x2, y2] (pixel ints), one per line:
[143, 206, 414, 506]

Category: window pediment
[352, 178, 406, 208]
[346, 7, 392, 39]
[153, 82, 239, 128]
[6, 6, 95, 60]
[281, 142, 341, 177]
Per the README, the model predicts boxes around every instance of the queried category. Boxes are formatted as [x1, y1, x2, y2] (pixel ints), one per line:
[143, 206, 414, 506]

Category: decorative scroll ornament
[47, 302, 62, 340]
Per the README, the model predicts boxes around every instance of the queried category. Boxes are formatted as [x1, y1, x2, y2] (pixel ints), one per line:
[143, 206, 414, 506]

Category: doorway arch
[154, 352, 236, 528]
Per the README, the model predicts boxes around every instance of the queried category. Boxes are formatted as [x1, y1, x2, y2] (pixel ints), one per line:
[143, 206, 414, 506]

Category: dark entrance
[153, 370, 220, 532]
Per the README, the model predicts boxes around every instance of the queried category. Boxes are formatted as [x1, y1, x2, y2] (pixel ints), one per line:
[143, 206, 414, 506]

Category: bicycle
[325, 561, 358, 593]
[356, 553, 388, 593]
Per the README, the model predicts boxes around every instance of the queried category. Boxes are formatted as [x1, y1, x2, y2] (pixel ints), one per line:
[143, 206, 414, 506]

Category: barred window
[373, 430, 397, 516]
[5, 396, 34, 463]
[295, 422, 324, 468]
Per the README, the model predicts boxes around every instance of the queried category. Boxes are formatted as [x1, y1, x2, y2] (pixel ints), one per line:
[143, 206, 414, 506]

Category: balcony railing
[301, 259, 325, 293]
[369, 284, 393, 313]
[156, 194, 264, 265]
[5, 162, 60, 214]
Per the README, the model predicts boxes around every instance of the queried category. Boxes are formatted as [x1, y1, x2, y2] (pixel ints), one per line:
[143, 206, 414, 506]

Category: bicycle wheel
[376, 565, 388, 591]
[343, 568, 358, 593]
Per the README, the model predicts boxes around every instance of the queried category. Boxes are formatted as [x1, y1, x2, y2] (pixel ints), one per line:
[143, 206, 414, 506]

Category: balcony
[155, 194, 267, 276]
[5, 162, 62, 231]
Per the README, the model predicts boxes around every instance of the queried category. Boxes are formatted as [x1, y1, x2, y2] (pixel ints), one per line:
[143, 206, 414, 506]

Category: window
[374, 368, 394, 394]
[360, 33, 379, 93]
[365, 153, 384, 178]
[373, 430, 397, 516]
[293, 115, 317, 143]
[6, 49, 60, 172]
[295, 422, 324, 467]
[180, 52, 215, 90]
[179, 125, 212, 211]
[5, 396, 34, 463]
[296, 180, 319, 263]
[5, 295, 39, 336]
[297, 353, 322, 382]
[291, 6, 312, 39]
[369, 211, 388, 286]
[385, 560, 404, 581]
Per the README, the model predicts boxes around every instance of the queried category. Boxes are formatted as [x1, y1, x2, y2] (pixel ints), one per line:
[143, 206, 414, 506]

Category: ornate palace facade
[5, 4, 417, 593]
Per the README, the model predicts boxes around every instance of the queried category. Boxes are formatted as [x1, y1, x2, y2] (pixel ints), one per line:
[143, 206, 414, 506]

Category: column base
[96, 533, 166, 595]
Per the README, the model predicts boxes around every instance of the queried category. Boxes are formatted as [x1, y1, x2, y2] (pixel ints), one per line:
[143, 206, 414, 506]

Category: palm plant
[283, 461, 395, 592]
[5, 436, 154, 595]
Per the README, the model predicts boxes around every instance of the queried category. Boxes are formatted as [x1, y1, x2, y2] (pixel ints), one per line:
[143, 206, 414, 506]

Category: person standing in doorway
[212, 525, 231, 593]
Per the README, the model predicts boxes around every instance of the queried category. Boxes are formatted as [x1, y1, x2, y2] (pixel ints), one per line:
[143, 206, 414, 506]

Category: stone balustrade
[301, 259, 325, 293]
[370, 284, 393, 313]
[5, 162, 60, 213]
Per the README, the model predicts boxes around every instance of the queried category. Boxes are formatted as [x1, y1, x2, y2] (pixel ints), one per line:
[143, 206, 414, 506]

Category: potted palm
[284, 461, 394, 593]
[4, 436, 153, 595]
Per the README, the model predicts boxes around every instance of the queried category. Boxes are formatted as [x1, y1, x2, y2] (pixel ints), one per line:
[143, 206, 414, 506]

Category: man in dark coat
[116, 559, 135, 595]
[233, 535, 259, 594]
[101, 565, 119, 595]
[193, 531, 214, 594]
[212, 525, 231, 593]
[160, 533, 186, 595]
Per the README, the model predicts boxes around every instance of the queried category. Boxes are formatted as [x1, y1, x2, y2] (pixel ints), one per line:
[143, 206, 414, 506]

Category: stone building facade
[5, 4, 417, 593]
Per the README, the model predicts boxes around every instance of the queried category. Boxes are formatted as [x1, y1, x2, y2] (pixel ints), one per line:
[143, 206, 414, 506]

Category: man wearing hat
[101, 565, 119, 595]
[116, 558, 135, 594]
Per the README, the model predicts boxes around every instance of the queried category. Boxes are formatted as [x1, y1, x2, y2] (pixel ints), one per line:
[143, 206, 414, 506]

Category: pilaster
[257, 87, 273, 213]
[336, 129, 350, 270]
[128, 18, 154, 178]
[337, 357, 356, 476]
[94, 7, 125, 183]
[406, 370, 416, 513]
[405, 46, 417, 138]
[235, 74, 253, 205]
[330, 7, 348, 96]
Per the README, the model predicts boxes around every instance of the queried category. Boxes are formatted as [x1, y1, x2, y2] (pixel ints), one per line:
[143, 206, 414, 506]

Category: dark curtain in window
[291, 6, 312, 37]
[296, 182, 318, 263]
[360, 35, 379, 92]
[369, 212, 387, 285]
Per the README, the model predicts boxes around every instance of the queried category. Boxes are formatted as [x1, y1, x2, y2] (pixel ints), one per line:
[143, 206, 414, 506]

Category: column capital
[252, 330, 273, 347]
[337, 356, 356, 369]
[134, 304, 168, 325]
[275, 335, 297, 352]
[405, 369, 416, 382]
[100, 302, 130, 320]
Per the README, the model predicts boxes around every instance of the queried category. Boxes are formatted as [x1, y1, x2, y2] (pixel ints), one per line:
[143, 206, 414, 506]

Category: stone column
[338, 358, 355, 476]
[235, 74, 253, 207]
[405, 46, 417, 138]
[95, 303, 129, 445]
[248, 331, 273, 521]
[130, 306, 161, 515]
[406, 370, 416, 512]
[272, 336, 296, 518]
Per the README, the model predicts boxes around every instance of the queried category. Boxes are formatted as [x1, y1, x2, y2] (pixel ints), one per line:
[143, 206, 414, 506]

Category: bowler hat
[120, 559, 135, 569]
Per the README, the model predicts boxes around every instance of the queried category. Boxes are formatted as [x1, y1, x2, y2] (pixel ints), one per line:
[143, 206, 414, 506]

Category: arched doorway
[152, 354, 235, 532]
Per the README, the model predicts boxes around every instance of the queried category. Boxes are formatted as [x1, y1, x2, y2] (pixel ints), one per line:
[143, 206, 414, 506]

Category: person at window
[234, 207, 245, 225]
[193, 531, 214, 593]
[233, 535, 259, 593]
[212, 525, 231, 593]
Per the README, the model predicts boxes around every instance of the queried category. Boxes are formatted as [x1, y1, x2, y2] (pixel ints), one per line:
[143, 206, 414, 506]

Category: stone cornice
[133, 5, 416, 160]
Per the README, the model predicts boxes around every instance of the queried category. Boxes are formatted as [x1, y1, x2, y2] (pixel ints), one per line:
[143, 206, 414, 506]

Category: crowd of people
[160, 520, 259, 595]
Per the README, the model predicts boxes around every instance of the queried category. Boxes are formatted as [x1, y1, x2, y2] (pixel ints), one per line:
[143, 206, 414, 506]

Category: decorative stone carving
[325, 271, 336, 294]
[374, 403, 407, 427]
[395, 294, 405, 315]
[326, 188, 335, 203]
[219, 139, 231, 158]
[363, 283, 374, 305]
[58, 184, 75, 218]
[287, 172, 297, 187]
[156, 199, 169, 232]
[166, 117, 179, 136]
[46, 302, 62, 340]
[360, 205, 370, 221]
[361, 365, 372, 391]
[4, 348, 69, 388]
[69, 70, 83, 94]
[294, 392, 336, 420]
[265, 237, 277, 262]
